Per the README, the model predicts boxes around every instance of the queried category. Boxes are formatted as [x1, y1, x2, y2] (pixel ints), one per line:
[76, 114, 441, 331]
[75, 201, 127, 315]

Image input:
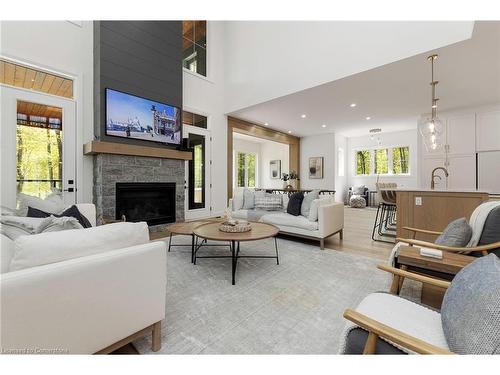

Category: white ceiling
[230, 21, 500, 138]
[224, 21, 474, 113]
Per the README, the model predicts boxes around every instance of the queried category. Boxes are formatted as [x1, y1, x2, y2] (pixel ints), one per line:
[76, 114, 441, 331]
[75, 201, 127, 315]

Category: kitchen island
[395, 189, 490, 241]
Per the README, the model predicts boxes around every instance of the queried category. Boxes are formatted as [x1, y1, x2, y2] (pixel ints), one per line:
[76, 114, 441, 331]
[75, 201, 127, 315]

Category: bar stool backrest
[376, 182, 397, 205]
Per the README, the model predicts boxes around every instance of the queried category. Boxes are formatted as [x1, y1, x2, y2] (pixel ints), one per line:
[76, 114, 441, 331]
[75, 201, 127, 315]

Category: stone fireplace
[93, 153, 185, 230]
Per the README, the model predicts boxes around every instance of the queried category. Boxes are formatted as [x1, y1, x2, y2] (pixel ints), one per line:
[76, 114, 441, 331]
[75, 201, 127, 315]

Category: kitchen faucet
[431, 167, 449, 190]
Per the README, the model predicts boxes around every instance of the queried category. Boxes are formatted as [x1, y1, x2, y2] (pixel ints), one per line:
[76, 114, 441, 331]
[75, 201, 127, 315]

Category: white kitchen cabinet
[478, 151, 500, 194]
[448, 155, 477, 190]
[476, 110, 500, 152]
[446, 113, 476, 155]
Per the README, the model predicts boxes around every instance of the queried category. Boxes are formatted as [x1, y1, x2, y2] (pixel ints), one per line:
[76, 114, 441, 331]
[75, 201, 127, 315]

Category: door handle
[63, 188, 75, 192]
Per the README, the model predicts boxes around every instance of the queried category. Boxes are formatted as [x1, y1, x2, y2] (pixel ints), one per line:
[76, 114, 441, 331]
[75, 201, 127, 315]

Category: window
[392, 146, 410, 174]
[356, 150, 371, 175]
[355, 146, 410, 175]
[182, 110, 207, 129]
[235, 152, 257, 188]
[182, 21, 207, 77]
[374, 149, 389, 174]
[188, 133, 205, 209]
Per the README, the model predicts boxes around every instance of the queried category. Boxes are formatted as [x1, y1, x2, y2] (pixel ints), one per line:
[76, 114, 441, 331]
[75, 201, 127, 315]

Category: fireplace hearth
[116, 182, 176, 226]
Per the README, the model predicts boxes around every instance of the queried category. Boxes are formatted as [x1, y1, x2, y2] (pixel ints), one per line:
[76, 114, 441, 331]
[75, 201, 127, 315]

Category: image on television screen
[105, 88, 181, 145]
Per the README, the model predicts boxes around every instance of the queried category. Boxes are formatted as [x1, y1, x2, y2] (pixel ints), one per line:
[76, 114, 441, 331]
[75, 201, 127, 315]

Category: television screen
[105, 88, 181, 145]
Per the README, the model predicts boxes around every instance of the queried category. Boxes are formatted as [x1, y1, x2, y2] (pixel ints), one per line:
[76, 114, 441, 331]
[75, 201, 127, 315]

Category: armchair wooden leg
[152, 321, 162, 352]
[389, 274, 402, 294]
[339, 229, 343, 240]
[363, 331, 379, 354]
[320, 238, 325, 250]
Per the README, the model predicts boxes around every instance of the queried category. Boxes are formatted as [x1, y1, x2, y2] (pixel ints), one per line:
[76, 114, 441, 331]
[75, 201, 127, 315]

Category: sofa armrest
[75, 203, 96, 227]
[0, 241, 166, 354]
[318, 202, 344, 237]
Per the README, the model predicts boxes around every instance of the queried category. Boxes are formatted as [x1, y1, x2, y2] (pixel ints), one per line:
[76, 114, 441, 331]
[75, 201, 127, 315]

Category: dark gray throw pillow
[27, 205, 92, 228]
[441, 254, 500, 354]
[287, 192, 304, 216]
[434, 217, 472, 247]
[478, 206, 500, 257]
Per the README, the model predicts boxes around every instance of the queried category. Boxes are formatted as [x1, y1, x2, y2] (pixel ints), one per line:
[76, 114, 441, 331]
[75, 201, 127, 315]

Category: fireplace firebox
[116, 182, 176, 226]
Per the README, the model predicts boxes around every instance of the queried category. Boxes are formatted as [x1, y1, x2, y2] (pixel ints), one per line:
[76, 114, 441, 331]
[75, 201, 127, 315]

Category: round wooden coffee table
[167, 219, 225, 263]
[193, 222, 280, 285]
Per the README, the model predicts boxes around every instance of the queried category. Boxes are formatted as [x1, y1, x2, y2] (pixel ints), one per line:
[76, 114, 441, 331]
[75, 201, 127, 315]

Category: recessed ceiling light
[366, 116, 371, 120]
[264, 122, 269, 126]
[288, 130, 292, 134]
[350, 103, 357, 108]
[321, 124, 327, 128]
[301, 114, 306, 118]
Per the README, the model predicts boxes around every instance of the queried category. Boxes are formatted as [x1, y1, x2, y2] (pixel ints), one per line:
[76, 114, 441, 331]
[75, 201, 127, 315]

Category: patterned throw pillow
[255, 193, 282, 211]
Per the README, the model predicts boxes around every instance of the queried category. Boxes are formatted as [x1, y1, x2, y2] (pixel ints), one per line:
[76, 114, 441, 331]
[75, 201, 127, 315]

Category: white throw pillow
[17, 193, 66, 215]
[281, 194, 289, 212]
[0, 216, 46, 240]
[1, 234, 15, 274]
[308, 197, 334, 222]
[9, 222, 149, 272]
[243, 189, 256, 209]
[233, 189, 244, 210]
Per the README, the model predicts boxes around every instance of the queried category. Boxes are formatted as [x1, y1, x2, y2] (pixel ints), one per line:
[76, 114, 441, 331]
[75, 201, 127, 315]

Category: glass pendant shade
[419, 116, 444, 152]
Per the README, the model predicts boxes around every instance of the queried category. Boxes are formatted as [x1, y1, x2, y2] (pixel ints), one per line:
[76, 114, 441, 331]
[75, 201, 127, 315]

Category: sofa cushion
[9, 222, 150, 272]
[233, 189, 244, 211]
[478, 206, 500, 256]
[281, 194, 289, 212]
[242, 189, 256, 209]
[441, 254, 500, 354]
[17, 192, 66, 216]
[255, 193, 282, 211]
[287, 192, 304, 216]
[260, 212, 319, 231]
[35, 216, 83, 233]
[308, 196, 334, 222]
[0, 216, 45, 240]
[301, 189, 320, 217]
[27, 205, 92, 228]
[1, 234, 15, 274]
[434, 217, 472, 247]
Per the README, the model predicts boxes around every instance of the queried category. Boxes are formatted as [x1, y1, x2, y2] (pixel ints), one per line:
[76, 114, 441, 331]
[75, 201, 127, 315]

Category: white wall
[300, 133, 336, 190]
[334, 134, 348, 203]
[347, 129, 419, 190]
[260, 140, 289, 189]
[0, 21, 94, 204]
[183, 21, 227, 216]
[223, 21, 473, 113]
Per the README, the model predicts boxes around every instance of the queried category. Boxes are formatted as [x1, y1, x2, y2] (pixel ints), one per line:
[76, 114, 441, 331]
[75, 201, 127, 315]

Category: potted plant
[281, 171, 299, 190]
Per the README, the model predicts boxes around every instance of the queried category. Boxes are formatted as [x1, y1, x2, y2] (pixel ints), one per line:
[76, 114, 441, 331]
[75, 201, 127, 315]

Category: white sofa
[229, 195, 344, 249]
[0, 203, 166, 354]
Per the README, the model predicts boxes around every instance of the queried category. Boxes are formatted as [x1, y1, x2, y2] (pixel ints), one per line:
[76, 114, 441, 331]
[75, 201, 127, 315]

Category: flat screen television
[105, 88, 181, 145]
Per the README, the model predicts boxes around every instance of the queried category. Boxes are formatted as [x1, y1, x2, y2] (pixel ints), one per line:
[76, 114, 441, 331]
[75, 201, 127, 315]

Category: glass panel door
[183, 123, 211, 220]
[1, 85, 76, 208]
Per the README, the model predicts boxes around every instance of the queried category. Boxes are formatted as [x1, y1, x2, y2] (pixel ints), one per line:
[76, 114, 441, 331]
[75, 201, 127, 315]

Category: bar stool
[371, 182, 397, 243]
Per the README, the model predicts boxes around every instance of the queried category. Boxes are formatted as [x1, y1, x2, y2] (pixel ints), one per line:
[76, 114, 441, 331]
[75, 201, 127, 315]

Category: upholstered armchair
[340, 254, 500, 354]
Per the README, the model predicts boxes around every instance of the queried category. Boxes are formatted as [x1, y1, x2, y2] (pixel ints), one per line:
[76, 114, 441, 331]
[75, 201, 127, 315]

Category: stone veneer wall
[93, 154, 185, 230]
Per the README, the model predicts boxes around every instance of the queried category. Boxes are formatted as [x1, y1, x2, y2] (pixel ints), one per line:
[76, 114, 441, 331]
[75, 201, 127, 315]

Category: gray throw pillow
[352, 185, 366, 195]
[242, 189, 256, 209]
[441, 254, 500, 354]
[434, 218, 472, 247]
[301, 189, 320, 217]
[478, 206, 500, 257]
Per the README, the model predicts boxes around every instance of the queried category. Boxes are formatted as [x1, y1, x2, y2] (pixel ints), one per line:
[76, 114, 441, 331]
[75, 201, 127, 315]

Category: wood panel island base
[396, 189, 489, 242]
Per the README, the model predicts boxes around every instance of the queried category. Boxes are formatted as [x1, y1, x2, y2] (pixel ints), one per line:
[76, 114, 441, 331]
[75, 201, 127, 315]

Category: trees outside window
[356, 150, 371, 175]
[236, 152, 257, 188]
[355, 146, 410, 175]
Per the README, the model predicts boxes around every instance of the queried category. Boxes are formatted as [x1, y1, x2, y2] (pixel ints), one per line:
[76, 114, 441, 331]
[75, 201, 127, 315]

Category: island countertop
[385, 187, 491, 194]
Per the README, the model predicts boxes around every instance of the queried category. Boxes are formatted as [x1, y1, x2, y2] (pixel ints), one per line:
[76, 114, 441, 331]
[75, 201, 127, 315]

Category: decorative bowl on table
[219, 220, 252, 233]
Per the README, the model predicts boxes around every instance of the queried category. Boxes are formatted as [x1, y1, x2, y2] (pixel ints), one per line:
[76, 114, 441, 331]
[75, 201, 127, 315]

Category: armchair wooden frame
[343, 264, 454, 355]
[398, 226, 500, 256]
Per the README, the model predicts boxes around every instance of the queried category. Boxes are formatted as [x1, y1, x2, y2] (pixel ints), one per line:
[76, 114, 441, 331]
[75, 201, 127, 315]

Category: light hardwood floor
[324, 206, 393, 260]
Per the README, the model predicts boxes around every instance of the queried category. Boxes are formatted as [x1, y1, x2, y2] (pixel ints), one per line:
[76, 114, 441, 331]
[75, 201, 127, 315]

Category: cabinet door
[446, 114, 476, 155]
[476, 110, 500, 152]
[448, 155, 476, 190]
[421, 157, 446, 189]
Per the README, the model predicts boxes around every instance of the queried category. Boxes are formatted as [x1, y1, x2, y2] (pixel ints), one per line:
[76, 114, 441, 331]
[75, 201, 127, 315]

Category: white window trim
[354, 145, 411, 177]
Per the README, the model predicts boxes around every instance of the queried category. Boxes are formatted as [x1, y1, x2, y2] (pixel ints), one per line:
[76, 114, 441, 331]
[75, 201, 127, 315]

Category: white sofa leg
[320, 238, 325, 250]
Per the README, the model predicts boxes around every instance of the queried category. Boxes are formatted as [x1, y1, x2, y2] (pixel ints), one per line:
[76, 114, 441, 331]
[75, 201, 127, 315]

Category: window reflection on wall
[182, 21, 207, 77]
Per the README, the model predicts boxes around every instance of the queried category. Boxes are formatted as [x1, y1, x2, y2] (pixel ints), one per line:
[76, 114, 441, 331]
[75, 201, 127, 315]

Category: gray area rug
[134, 236, 419, 354]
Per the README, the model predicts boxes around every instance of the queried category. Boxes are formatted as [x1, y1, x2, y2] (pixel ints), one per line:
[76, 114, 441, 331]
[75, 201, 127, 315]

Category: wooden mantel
[83, 141, 192, 160]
